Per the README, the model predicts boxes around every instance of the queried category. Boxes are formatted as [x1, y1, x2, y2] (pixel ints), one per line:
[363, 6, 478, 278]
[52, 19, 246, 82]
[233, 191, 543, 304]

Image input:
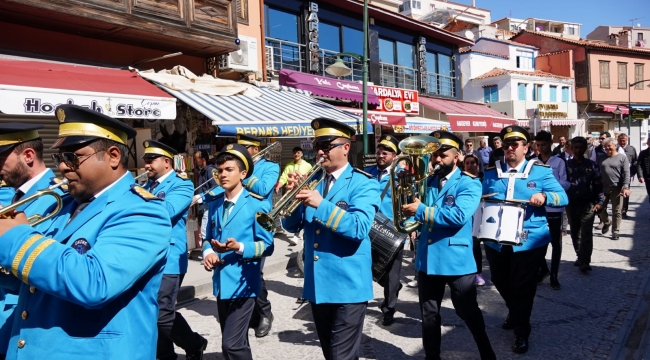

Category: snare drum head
[476, 201, 525, 245]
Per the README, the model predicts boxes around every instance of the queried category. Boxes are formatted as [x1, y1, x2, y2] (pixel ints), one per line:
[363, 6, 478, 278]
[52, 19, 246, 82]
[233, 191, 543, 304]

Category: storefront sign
[417, 37, 427, 93]
[393, 123, 450, 134]
[534, 103, 567, 119]
[217, 122, 373, 137]
[631, 110, 649, 120]
[195, 144, 211, 150]
[0, 89, 176, 119]
[449, 118, 511, 132]
[342, 109, 406, 125]
[371, 85, 419, 114]
[305, 2, 320, 72]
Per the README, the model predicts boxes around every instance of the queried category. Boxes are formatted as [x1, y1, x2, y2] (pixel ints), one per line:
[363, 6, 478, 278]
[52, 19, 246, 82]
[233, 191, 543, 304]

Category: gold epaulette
[463, 171, 477, 178]
[0, 180, 6, 187]
[177, 172, 190, 180]
[50, 177, 69, 192]
[353, 168, 373, 178]
[534, 163, 550, 167]
[485, 166, 496, 171]
[130, 184, 162, 201]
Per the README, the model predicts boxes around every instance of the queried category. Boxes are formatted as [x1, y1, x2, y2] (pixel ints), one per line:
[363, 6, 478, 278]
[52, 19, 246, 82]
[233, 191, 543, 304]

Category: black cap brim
[0, 144, 15, 154]
[50, 136, 98, 150]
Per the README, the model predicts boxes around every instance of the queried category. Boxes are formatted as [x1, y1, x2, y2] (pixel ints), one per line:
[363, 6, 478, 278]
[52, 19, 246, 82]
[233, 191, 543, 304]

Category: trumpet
[256, 158, 326, 232]
[194, 168, 219, 192]
[389, 135, 440, 233]
[252, 141, 280, 164]
[0, 179, 68, 227]
[133, 171, 150, 184]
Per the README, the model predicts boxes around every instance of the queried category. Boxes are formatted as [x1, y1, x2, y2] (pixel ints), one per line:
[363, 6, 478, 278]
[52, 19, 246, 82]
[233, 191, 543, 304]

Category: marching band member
[482, 126, 568, 354]
[0, 123, 69, 359]
[0, 104, 172, 359]
[364, 135, 404, 326]
[202, 143, 274, 360]
[401, 131, 495, 360]
[0, 180, 15, 360]
[283, 118, 379, 360]
[141, 140, 207, 360]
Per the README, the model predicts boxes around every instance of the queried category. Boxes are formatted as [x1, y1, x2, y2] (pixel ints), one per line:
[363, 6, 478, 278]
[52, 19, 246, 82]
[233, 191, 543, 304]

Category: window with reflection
[424, 51, 455, 97]
[264, 6, 301, 71]
[320, 22, 341, 53]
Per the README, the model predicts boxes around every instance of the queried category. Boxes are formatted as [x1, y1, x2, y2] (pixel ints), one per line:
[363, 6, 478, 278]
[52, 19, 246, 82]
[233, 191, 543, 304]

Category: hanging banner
[370, 85, 419, 114]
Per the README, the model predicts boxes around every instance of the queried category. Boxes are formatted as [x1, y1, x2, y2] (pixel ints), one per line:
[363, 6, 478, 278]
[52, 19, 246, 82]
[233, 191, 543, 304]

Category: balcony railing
[379, 62, 418, 91]
[265, 38, 305, 73]
[426, 73, 456, 97]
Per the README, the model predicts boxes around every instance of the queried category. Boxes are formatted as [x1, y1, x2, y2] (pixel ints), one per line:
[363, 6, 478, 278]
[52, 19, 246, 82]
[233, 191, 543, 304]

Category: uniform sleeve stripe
[424, 207, 429, 224]
[429, 207, 435, 225]
[255, 242, 261, 258]
[331, 209, 346, 232]
[247, 177, 259, 189]
[21, 239, 56, 284]
[258, 243, 265, 258]
[12, 235, 44, 277]
[326, 207, 340, 229]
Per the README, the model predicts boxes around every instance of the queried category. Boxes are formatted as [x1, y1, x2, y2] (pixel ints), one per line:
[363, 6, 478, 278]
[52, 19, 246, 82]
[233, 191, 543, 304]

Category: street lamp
[324, 0, 370, 155]
[627, 79, 650, 136]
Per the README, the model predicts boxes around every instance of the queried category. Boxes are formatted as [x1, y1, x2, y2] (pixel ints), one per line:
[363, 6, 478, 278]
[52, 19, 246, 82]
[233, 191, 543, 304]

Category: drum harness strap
[495, 159, 538, 201]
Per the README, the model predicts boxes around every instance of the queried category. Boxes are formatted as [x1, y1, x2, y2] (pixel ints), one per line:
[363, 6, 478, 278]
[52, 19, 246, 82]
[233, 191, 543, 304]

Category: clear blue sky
[470, 0, 650, 37]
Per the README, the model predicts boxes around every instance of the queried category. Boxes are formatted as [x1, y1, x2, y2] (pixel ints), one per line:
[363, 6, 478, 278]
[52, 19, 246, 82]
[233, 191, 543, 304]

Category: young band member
[283, 118, 380, 360]
[0, 123, 69, 359]
[141, 140, 208, 360]
[0, 104, 172, 359]
[364, 135, 403, 326]
[401, 131, 495, 360]
[202, 143, 274, 360]
[482, 126, 568, 354]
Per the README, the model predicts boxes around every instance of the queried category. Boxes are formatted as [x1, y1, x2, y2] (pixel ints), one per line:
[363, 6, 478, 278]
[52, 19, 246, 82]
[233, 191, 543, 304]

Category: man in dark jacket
[636, 139, 650, 214]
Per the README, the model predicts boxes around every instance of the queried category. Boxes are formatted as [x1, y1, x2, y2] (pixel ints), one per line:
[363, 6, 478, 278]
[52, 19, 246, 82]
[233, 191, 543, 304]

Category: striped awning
[162, 87, 369, 137]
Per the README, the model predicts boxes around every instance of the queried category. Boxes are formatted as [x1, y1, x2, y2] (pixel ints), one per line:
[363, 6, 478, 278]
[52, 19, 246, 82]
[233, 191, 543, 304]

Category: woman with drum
[464, 154, 486, 287]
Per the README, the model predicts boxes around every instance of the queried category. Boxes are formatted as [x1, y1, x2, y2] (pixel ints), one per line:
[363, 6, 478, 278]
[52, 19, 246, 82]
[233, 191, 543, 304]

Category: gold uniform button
[314, 243, 319, 249]
[316, 229, 321, 235]
[314, 256, 319, 261]
[29, 286, 35, 294]
[21, 311, 27, 320]
[429, 228, 433, 232]
[428, 239, 433, 244]
[17, 339, 25, 349]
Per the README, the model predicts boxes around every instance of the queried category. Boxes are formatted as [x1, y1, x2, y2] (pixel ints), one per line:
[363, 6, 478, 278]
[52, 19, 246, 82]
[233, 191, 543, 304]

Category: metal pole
[628, 83, 632, 137]
[362, 0, 369, 155]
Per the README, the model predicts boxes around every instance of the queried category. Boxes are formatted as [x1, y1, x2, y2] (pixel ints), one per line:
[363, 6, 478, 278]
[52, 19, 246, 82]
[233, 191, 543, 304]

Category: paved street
[175, 183, 650, 359]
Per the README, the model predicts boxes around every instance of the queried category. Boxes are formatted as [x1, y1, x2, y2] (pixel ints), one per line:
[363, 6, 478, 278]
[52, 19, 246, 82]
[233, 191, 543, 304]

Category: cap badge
[144, 141, 149, 147]
[313, 121, 320, 129]
[56, 108, 66, 123]
[227, 144, 234, 150]
[506, 127, 512, 133]
[385, 136, 391, 141]
[434, 132, 441, 138]
[236, 135, 241, 140]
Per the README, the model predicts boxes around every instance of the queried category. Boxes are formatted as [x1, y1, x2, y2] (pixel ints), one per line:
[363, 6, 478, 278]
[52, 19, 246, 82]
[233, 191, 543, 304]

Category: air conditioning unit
[218, 35, 258, 73]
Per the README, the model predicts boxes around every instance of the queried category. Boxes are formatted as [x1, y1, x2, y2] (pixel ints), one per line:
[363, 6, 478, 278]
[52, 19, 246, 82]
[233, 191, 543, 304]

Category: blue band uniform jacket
[144, 172, 193, 275]
[0, 173, 171, 360]
[282, 166, 380, 304]
[202, 188, 274, 300]
[482, 160, 568, 252]
[414, 170, 481, 276]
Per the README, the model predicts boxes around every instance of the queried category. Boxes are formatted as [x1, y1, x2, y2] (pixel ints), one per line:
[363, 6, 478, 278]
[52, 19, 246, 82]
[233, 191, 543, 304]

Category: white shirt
[505, 159, 526, 173]
[439, 167, 458, 185]
[203, 186, 245, 259]
[93, 171, 130, 199]
[17, 168, 49, 195]
[325, 163, 349, 193]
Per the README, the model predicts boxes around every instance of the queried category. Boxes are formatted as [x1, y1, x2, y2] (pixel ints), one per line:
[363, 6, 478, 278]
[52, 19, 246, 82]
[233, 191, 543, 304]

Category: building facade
[492, 17, 581, 40]
[587, 26, 650, 49]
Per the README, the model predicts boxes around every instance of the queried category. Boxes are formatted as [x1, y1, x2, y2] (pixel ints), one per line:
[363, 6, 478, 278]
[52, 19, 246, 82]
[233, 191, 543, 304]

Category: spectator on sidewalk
[463, 154, 486, 287]
[565, 137, 604, 273]
[636, 139, 650, 216]
[593, 132, 625, 230]
[618, 134, 637, 219]
[560, 140, 573, 161]
[489, 137, 505, 167]
[553, 136, 567, 156]
[463, 138, 475, 156]
[535, 131, 570, 290]
[275, 146, 312, 245]
[476, 139, 492, 167]
[599, 138, 631, 240]
[193, 150, 217, 241]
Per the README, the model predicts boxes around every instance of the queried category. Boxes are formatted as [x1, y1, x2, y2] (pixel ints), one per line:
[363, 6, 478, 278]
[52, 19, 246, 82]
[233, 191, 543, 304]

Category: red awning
[418, 97, 516, 132]
[0, 58, 176, 119]
[598, 104, 629, 115]
[280, 69, 380, 106]
[338, 108, 406, 125]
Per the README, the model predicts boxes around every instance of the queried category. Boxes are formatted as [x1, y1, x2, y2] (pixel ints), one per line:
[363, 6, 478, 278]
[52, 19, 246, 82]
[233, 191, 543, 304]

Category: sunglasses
[375, 151, 392, 157]
[465, 144, 473, 147]
[503, 141, 524, 149]
[313, 142, 346, 152]
[51, 151, 103, 169]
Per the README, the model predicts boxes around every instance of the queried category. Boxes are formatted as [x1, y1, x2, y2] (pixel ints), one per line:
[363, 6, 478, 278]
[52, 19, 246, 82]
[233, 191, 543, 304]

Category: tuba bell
[389, 135, 440, 233]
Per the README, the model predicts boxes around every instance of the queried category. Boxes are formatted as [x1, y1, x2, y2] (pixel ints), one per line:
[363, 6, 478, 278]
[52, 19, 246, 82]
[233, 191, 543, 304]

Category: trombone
[256, 157, 325, 232]
[389, 135, 440, 233]
[0, 179, 68, 227]
[133, 171, 150, 184]
[252, 141, 280, 164]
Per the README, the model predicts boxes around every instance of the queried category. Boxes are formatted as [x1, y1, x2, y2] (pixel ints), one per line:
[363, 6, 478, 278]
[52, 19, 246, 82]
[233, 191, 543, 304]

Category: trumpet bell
[399, 135, 440, 155]
[255, 212, 277, 233]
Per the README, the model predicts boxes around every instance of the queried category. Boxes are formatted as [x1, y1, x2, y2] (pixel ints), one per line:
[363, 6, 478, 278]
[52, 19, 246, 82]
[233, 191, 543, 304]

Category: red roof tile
[512, 29, 650, 54]
[473, 68, 573, 80]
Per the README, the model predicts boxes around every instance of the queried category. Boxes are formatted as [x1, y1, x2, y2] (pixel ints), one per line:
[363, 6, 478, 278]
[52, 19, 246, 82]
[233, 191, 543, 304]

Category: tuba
[389, 135, 440, 233]
[256, 157, 326, 232]
[0, 179, 68, 227]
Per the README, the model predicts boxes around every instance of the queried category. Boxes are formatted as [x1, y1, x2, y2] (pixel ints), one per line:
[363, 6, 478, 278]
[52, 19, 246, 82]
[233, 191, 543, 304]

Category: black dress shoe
[512, 336, 529, 354]
[502, 315, 514, 330]
[186, 337, 208, 360]
[550, 273, 561, 290]
[255, 313, 274, 338]
[537, 268, 550, 284]
[622, 213, 629, 219]
[382, 310, 396, 326]
[580, 263, 592, 273]
[573, 258, 582, 266]
[602, 223, 611, 234]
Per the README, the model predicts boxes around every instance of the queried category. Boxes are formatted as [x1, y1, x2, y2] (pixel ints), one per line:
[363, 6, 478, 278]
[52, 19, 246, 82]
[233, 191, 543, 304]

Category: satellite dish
[465, 30, 475, 39]
[638, 23, 642, 27]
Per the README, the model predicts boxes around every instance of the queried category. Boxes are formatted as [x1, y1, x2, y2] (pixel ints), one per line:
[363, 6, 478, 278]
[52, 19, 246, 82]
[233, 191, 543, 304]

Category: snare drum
[473, 199, 526, 246]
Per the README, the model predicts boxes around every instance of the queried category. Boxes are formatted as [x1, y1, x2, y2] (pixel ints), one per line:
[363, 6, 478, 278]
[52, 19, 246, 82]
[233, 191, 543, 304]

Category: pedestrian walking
[617, 134, 637, 218]
[598, 138, 631, 240]
[636, 139, 650, 216]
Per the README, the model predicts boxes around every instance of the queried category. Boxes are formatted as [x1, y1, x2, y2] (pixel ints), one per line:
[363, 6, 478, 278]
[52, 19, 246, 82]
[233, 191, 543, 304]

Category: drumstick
[481, 193, 499, 198]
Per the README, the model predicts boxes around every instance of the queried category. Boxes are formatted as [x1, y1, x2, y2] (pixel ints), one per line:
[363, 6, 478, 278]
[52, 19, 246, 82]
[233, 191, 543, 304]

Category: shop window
[518, 83, 527, 100]
[483, 86, 498, 103]
[599, 61, 610, 88]
[550, 86, 557, 102]
[618, 62, 627, 89]
[561, 87, 570, 102]
[635, 64, 645, 89]
[575, 61, 587, 87]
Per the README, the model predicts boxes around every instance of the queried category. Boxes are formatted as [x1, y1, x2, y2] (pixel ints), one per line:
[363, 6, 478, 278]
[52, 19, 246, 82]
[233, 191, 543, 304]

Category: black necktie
[509, 169, 517, 173]
[438, 177, 447, 191]
[68, 200, 92, 223]
[149, 180, 160, 193]
[11, 190, 24, 204]
[323, 174, 334, 198]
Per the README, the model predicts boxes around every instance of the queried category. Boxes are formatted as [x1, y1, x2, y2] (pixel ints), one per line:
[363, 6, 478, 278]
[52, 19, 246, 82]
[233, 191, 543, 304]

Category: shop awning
[419, 97, 516, 132]
[280, 69, 380, 106]
[516, 119, 584, 127]
[0, 58, 176, 119]
[163, 87, 371, 137]
[598, 104, 629, 115]
[338, 108, 406, 125]
[393, 116, 451, 134]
